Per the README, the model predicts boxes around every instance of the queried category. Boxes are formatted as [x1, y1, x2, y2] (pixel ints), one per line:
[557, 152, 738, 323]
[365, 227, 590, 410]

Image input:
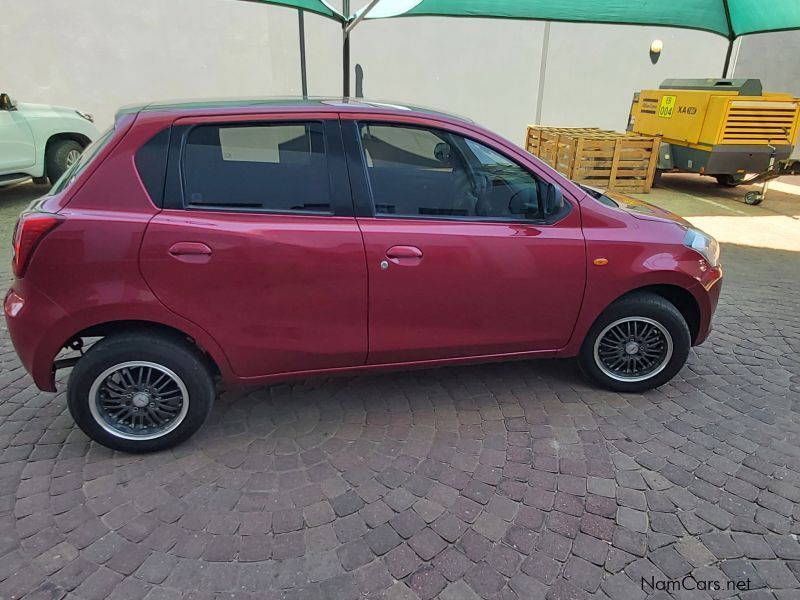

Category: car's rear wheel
[579, 293, 691, 393]
[68, 333, 215, 452]
[46, 139, 84, 185]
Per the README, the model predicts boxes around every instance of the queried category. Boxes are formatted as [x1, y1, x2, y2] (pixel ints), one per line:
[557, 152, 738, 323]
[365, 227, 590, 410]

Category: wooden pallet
[525, 126, 605, 158]
[525, 126, 660, 193]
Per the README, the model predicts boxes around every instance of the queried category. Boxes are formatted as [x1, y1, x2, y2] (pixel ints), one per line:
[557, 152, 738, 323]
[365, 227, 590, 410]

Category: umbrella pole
[721, 0, 735, 78]
[341, 0, 380, 98]
[343, 31, 350, 97]
[722, 37, 735, 78]
[298, 9, 308, 97]
[343, 0, 351, 97]
[534, 22, 551, 124]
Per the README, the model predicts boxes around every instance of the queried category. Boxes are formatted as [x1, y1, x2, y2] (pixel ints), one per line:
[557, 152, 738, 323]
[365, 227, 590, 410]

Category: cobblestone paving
[1, 183, 800, 600]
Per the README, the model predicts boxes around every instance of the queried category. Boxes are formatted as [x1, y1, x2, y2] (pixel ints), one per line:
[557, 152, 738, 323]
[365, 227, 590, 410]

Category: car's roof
[117, 97, 474, 124]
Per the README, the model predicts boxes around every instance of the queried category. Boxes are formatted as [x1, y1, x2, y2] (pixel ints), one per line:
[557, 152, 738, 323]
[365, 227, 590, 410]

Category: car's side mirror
[0, 93, 17, 110]
[542, 182, 564, 216]
[509, 182, 564, 219]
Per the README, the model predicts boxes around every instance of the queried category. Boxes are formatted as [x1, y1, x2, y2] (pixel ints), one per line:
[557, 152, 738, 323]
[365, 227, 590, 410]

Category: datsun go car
[0, 92, 98, 186]
[4, 99, 722, 452]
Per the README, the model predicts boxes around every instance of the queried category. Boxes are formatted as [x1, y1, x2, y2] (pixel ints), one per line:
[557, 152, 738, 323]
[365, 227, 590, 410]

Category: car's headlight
[75, 110, 94, 123]
[684, 228, 720, 267]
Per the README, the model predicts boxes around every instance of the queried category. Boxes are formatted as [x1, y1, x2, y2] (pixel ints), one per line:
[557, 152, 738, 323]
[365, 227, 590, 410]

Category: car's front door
[0, 104, 36, 172]
[342, 117, 586, 365]
[140, 115, 368, 378]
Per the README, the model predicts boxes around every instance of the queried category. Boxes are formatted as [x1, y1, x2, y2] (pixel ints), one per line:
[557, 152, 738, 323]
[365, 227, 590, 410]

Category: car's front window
[50, 127, 114, 195]
[358, 123, 561, 221]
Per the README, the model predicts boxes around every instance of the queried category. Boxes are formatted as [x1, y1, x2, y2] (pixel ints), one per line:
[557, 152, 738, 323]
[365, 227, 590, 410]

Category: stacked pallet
[525, 126, 661, 193]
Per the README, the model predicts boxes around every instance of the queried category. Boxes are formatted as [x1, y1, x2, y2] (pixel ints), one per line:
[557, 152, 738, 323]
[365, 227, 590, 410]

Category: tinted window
[182, 122, 331, 213]
[359, 123, 549, 220]
[135, 128, 170, 206]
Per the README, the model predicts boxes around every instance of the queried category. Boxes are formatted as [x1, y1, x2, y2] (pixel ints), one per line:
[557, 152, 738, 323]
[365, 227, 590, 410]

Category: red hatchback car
[5, 99, 722, 452]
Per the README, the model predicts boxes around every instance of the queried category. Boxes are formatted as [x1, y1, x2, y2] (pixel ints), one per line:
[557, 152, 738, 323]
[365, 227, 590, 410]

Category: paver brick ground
[0, 179, 799, 598]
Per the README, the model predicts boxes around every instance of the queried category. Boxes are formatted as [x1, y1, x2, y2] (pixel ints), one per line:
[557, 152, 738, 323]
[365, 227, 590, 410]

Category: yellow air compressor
[627, 79, 800, 204]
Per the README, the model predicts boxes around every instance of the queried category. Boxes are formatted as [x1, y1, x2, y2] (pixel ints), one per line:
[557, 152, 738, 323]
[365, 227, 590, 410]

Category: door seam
[338, 114, 372, 366]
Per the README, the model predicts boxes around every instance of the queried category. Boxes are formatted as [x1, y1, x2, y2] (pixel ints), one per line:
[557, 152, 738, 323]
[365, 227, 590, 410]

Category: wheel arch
[611, 284, 701, 344]
[561, 277, 706, 360]
[66, 320, 221, 377]
[46, 132, 92, 152]
[43, 132, 93, 177]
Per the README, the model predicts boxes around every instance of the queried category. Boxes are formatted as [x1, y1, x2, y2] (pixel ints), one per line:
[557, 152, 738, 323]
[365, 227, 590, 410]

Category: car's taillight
[12, 213, 64, 278]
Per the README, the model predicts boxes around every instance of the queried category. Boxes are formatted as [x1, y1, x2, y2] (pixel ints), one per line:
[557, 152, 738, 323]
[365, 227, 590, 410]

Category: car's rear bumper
[4, 283, 66, 392]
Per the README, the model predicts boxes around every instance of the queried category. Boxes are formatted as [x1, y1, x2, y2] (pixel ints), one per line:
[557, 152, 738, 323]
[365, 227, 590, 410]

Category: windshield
[50, 127, 115, 195]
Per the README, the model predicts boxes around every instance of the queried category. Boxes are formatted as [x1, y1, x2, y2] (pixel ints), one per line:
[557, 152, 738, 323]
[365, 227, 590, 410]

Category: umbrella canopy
[242, 0, 343, 21]
[360, 0, 800, 40]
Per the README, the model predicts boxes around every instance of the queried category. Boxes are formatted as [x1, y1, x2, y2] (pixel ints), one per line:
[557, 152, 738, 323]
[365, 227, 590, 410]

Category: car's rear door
[342, 114, 586, 364]
[140, 113, 368, 379]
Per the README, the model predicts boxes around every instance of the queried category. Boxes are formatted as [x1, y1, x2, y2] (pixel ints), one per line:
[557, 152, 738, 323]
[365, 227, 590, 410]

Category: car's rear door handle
[385, 245, 423, 266]
[168, 242, 212, 263]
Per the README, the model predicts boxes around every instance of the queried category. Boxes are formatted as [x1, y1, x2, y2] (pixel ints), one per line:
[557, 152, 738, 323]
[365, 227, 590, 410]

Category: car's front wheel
[67, 333, 215, 452]
[46, 139, 84, 185]
[579, 293, 691, 393]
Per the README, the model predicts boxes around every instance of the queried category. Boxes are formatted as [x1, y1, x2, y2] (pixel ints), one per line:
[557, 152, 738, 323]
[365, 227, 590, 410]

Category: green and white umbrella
[258, 0, 800, 94]
[357, 0, 800, 38]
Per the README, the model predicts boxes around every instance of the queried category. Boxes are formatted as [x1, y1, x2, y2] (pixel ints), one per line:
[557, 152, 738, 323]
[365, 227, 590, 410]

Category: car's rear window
[50, 127, 115, 195]
[180, 122, 331, 213]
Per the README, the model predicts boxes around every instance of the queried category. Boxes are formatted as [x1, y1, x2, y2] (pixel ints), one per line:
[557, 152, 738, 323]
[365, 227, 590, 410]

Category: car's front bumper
[691, 263, 723, 346]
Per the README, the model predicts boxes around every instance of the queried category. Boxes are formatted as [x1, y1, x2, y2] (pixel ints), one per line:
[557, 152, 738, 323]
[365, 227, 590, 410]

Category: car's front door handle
[168, 242, 212, 263]
[385, 245, 423, 266]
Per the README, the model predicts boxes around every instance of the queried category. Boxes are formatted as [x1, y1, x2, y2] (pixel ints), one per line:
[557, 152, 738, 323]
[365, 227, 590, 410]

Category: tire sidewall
[46, 139, 83, 184]
[580, 295, 691, 393]
[68, 336, 214, 453]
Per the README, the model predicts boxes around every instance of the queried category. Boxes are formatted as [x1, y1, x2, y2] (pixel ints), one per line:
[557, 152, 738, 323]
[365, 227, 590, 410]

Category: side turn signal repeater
[593, 258, 609, 266]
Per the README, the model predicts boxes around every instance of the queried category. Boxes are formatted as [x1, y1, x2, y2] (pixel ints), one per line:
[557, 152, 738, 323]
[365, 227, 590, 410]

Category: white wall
[0, 0, 793, 148]
[349, 16, 547, 142]
[0, 0, 340, 129]
[349, 18, 728, 142]
[732, 30, 800, 96]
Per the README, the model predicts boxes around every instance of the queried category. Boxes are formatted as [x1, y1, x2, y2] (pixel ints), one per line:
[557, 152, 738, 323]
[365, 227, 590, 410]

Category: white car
[0, 92, 99, 186]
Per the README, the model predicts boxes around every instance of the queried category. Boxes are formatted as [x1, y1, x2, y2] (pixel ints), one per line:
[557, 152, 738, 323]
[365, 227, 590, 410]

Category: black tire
[715, 174, 740, 186]
[744, 191, 764, 206]
[578, 293, 691, 393]
[68, 333, 215, 452]
[46, 139, 84, 185]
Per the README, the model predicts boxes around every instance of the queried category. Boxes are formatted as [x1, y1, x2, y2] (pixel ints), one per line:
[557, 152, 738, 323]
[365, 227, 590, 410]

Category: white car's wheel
[46, 139, 84, 184]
